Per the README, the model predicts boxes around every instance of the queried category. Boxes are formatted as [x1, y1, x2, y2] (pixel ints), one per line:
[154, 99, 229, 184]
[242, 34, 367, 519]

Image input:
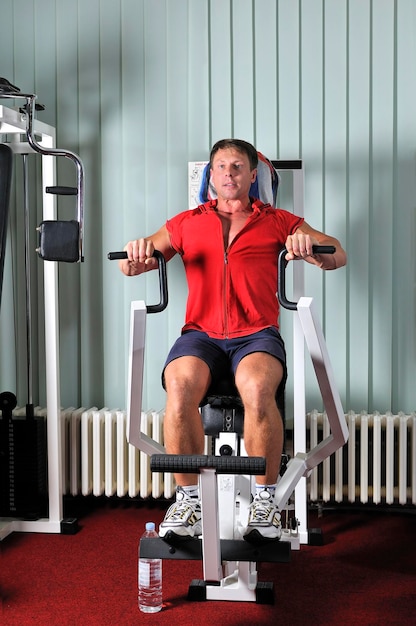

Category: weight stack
[0, 406, 48, 519]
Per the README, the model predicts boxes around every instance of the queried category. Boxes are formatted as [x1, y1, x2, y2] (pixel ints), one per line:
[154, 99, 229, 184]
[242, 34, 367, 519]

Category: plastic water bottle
[138, 521, 162, 613]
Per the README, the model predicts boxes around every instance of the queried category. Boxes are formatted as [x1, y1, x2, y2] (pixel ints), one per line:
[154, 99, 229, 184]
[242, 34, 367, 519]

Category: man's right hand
[119, 238, 159, 276]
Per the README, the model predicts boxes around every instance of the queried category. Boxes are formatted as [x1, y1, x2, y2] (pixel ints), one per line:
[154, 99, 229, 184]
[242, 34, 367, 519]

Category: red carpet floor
[1, 499, 415, 625]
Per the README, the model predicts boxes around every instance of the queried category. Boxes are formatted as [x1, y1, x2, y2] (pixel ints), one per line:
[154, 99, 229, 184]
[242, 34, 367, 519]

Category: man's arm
[285, 221, 347, 270]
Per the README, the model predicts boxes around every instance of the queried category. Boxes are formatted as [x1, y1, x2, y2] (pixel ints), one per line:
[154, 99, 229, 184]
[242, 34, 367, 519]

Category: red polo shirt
[166, 199, 304, 339]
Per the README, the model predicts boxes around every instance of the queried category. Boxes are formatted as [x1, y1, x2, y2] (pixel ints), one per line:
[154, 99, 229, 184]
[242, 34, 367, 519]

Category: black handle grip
[107, 251, 128, 260]
[150, 454, 266, 476]
[107, 249, 168, 313]
[46, 186, 78, 196]
[278, 244, 335, 311]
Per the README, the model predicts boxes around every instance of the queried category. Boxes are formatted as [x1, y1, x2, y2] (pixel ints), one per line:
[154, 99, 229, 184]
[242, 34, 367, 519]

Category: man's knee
[164, 356, 211, 405]
[238, 375, 282, 407]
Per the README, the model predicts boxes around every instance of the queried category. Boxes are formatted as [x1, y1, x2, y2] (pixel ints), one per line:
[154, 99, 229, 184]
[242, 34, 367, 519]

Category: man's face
[210, 148, 257, 201]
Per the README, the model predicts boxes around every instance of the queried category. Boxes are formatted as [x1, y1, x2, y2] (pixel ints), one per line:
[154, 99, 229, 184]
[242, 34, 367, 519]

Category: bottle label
[139, 561, 151, 587]
[139, 560, 161, 587]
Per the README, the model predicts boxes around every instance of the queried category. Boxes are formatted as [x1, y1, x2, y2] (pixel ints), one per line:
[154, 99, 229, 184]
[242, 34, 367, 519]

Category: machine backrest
[198, 150, 283, 437]
[198, 151, 280, 206]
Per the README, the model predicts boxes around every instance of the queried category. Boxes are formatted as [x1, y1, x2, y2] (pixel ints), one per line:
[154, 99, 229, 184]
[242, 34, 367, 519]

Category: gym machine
[0, 80, 84, 539]
[108, 243, 348, 603]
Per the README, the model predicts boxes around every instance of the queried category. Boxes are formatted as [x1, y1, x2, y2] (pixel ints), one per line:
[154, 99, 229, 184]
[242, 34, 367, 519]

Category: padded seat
[200, 371, 287, 472]
[200, 375, 244, 437]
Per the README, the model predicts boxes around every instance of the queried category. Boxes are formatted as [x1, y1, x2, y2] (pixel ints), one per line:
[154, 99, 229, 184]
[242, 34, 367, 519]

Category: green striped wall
[0, 0, 415, 417]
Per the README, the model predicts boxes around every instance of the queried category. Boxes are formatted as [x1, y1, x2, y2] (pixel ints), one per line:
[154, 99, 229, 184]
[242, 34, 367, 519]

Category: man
[119, 139, 347, 543]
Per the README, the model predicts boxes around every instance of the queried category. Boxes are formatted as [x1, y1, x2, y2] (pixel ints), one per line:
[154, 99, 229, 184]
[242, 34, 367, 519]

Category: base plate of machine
[140, 536, 291, 563]
[187, 579, 274, 604]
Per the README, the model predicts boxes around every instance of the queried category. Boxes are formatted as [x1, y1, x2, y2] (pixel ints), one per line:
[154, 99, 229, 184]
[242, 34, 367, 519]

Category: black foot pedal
[243, 529, 282, 545]
[187, 580, 207, 602]
[60, 517, 80, 535]
[256, 581, 274, 605]
[160, 530, 199, 545]
[308, 527, 324, 546]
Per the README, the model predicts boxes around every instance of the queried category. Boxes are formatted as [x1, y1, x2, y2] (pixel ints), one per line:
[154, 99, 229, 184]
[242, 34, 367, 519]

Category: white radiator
[11, 407, 416, 506]
[307, 410, 416, 506]
[59, 407, 174, 499]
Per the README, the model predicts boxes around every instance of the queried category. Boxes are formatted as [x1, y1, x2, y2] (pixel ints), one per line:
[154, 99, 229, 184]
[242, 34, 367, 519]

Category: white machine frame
[0, 103, 64, 539]
[129, 292, 348, 602]
[129, 160, 330, 540]
[127, 161, 349, 600]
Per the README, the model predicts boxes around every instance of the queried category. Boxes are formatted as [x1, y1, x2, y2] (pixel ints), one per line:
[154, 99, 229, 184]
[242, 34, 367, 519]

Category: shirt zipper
[218, 205, 259, 339]
[223, 250, 229, 338]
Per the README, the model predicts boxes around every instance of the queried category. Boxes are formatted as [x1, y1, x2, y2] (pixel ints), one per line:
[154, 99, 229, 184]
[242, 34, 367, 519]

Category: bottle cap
[145, 521, 155, 531]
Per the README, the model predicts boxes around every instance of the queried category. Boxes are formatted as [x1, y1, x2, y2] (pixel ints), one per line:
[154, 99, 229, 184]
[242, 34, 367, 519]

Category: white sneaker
[243, 489, 282, 543]
[159, 487, 202, 539]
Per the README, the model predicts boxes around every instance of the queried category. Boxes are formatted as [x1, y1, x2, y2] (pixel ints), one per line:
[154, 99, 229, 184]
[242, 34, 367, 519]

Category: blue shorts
[162, 327, 287, 400]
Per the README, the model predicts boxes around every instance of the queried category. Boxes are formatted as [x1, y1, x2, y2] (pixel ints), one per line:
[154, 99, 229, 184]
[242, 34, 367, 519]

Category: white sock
[178, 485, 199, 499]
[255, 483, 276, 498]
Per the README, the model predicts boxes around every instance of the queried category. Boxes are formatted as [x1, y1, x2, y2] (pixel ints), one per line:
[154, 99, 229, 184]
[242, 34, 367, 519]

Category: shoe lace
[250, 499, 272, 522]
[166, 496, 199, 521]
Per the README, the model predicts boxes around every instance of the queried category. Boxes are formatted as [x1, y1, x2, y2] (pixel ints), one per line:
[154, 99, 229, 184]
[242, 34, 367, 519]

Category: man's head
[209, 139, 258, 171]
[209, 139, 258, 203]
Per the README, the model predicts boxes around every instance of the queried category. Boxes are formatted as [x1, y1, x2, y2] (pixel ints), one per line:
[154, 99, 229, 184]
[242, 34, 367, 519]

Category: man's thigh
[235, 351, 284, 398]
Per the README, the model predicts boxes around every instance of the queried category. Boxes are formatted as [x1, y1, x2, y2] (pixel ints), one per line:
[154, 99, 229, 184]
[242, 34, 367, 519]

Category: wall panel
[253, 0, 278, 153]
[347, 0, 371, 410]
[0, 0, 415, 416]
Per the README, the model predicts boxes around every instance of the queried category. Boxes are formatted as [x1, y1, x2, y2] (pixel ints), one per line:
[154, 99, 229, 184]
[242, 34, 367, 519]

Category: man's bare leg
[158, 356, 210, 539]
[163, 356, 211, 486]
[235, 352, 284, 541]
